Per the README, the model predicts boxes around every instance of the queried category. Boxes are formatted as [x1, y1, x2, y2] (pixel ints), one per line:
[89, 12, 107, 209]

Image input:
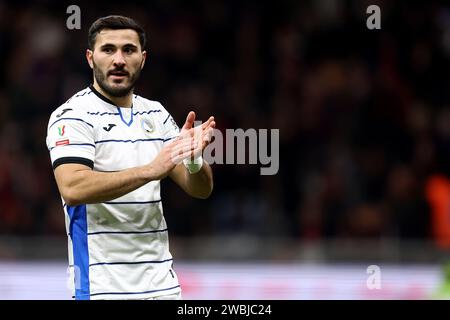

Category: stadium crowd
[0, 0, 449, 248]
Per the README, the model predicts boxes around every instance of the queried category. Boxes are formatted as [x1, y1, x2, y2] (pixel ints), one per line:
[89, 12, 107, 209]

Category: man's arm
[54, 133, 198, 206]
[169, 162, 213, 199]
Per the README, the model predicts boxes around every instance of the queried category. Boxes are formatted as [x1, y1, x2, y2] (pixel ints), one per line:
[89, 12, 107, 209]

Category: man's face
[86, 29, 146, 97]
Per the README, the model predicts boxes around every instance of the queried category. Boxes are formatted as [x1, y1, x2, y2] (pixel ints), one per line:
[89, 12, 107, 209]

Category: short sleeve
[46, 105, 95, 169]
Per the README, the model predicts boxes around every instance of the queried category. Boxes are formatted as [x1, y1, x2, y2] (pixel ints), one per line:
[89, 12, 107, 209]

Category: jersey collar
[89, 84, 133, 108]
[89, 85, 134, 127]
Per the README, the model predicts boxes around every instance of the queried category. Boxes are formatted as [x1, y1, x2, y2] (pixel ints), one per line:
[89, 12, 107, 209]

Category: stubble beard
[93, 61, 142, 98]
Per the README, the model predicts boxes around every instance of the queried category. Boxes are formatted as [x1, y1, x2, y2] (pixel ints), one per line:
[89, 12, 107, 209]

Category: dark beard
[93, 62, 141, 97]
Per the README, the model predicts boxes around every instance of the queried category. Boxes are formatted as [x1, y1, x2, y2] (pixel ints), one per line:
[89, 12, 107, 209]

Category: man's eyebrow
[99, 43, 116, 49]
[122, 43, 138, 49]
[99, 43, 138, 49]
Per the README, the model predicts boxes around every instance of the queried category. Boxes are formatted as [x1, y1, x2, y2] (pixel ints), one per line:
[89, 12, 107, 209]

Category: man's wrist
[183, 156, 203, 174]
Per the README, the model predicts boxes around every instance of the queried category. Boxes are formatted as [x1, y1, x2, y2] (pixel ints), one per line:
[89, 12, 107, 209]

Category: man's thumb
[182, 111, 196, 130]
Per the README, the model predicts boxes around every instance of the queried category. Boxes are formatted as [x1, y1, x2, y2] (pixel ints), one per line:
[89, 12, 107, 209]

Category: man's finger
[201, 116, 215, 130]
[170, 139, 198, 163]
[181, 111, 196, 131]
[204, 128, 214, 142]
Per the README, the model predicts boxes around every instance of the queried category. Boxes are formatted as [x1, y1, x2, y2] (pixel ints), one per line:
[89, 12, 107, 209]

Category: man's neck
[93, 82, 133, 108]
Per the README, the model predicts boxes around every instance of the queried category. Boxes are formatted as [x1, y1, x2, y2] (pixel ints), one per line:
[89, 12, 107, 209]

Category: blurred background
[0, 0, 450, 299]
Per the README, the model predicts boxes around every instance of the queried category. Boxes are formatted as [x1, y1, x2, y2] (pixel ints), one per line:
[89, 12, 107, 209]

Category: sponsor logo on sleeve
[55, 139, 70, 146]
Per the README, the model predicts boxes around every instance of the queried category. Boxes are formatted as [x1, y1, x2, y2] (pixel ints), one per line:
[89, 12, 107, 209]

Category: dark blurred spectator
[426, 175, 450, 248]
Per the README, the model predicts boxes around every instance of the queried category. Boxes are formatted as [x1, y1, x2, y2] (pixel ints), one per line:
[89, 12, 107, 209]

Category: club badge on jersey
[141, 118, 155, 135]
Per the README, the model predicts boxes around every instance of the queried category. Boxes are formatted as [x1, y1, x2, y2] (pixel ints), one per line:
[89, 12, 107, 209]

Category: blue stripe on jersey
[87, 111, 119, 116]
[87, 110, 161, 116]
[49, 143, 95, 151]
[88, 228, 168, 235]
[65, 89, 92, 103]
[49, 117, 94, 129]
[133, 110, 161, 115]
[89, 285, 180, 298]
[89, 258, 173, 267]
[163, 137, 177, 142]
[163, 114, 171, 124]
[74, 90, 92, 98]
[95, 138, 164, 144]
[103, 199, 162, 204]
[67, 204, 90, 300]
[117, 106, 133, 127]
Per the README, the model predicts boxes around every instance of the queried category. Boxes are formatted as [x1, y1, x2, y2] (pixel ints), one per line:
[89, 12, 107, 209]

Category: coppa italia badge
[58, 125, 66, 136]
[56, 125, 69, 146]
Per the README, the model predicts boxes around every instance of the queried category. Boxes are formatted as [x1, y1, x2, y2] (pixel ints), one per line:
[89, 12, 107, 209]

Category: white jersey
[46, 86, 181, 300]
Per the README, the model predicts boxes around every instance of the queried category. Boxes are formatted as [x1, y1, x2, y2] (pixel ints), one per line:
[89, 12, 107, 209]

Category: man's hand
[168, 111, 216, 199]
[147, 111, 215, 180]
[179, 111, 216, 160]
[148, 135, 198, 180]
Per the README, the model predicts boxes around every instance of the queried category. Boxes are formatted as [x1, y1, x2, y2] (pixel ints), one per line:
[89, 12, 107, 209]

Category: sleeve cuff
[52, 157, 94, 170]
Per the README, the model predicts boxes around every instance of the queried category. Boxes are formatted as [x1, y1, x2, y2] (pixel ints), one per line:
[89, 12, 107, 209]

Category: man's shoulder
[134, 94, 165, 110]
[61, 87, 94, 108]
[48, 87, 93, 125]
[133, 94, 174, 124]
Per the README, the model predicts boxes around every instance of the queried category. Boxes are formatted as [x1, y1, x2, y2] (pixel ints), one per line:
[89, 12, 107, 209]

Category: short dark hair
[88, 15, 146, 50]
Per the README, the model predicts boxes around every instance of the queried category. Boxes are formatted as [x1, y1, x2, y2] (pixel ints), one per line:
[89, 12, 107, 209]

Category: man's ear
[86, 49, 94, 69]
[141, 50, 147, 69]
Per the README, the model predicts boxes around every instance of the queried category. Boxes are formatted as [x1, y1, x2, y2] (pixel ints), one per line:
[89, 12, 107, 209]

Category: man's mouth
[108, 70, 129, 80]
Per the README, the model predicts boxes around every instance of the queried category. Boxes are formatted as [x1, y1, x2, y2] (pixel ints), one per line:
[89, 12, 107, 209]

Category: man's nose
[112, 51, 126, 66]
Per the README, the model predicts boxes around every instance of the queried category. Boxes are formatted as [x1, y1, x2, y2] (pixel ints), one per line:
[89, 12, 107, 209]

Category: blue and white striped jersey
[46, 86, 181, 300]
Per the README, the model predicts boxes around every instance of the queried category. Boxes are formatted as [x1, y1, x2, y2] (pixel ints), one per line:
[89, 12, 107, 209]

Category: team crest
[141, 118, 155, 135]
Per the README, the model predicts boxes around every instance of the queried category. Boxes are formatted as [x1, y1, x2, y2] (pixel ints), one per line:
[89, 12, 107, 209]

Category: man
[46, 15, 215, 300]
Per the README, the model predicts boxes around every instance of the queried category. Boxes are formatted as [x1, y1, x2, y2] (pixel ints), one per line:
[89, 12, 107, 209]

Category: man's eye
[124, 48, 135, 54]
[103, 48, 113, 53]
